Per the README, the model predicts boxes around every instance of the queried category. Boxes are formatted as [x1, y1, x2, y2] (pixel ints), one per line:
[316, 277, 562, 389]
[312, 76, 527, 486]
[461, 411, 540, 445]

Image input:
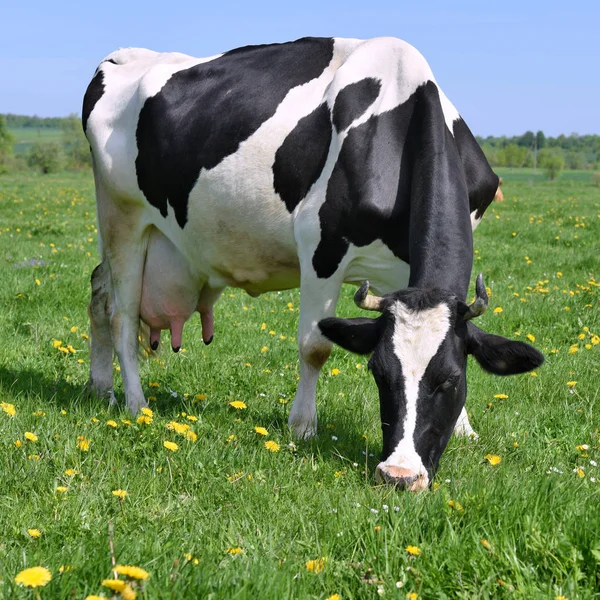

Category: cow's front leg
[454, 406, 479, 439]
[288, 274, 342, 439]
[105, 232, 149, 416]
[88, 261, 116, 404]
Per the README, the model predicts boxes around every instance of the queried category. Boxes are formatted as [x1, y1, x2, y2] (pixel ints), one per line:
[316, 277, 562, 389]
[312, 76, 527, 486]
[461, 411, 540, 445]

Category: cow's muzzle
[375, 464, 429, 491]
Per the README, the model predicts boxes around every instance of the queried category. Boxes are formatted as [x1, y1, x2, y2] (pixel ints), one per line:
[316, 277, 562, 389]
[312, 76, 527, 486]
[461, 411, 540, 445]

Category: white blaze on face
[378, 301, 452, 484]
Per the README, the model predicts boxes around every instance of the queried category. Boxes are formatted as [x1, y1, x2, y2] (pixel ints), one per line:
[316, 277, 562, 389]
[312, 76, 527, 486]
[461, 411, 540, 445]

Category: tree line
[476, 131, 600, 172]
[1, 114, 600, 178]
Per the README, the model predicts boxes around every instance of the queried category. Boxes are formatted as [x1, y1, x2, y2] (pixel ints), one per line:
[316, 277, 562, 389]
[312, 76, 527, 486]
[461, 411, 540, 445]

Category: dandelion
[102, 579, 127, 592]
[305, 557, 327, 573]
[325, 595, 341, 600]
[493, 394, 508, 399]
[106, 420, 118, 428]
[149, 382, 160, 388]
[185, 430, 198, 442]
[186, 415, 198, 422]
[28, 528, 42, 538]
[591, 335, 599, 345]
[114, 565, 150, 580]
[406, 594, 418, 600]
[480, 539, 491, 550]
[195, 393, 207, 401]
[64, 468, 78, 476]
[261, 323, 267, 331]
[1, 402, 16, 416]
[166, 421, 190, 435]
[229, 400, 247, 410]
[484, 454, 501, 466]
[14, 566, 52, 588]
[77, 436, 91, 451]
[141, 407, 153, 417]
[14, 440, 22, 447]
[56, 486, 68, 493]
[265, 440, 280, 452]
[568, 345, 578, 355]
[137, 415, 152, 425]
[261, 346, 269, 353]
[25, 432, 38, 442]
[405, 545, 421, 556]
[227, 547, 244, 555]
[164, 441, 179, 452]
[112, 489, 128, 499]
[330, 368, 340, 376]
[254, 426, 269, 436]
[493, 307, 503, 314]
[526, 334, 535, 342]
[567, 381, 577, 387]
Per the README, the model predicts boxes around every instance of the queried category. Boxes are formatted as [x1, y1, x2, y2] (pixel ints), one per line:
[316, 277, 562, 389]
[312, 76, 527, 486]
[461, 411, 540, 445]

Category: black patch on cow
[104, 58, 118, 65]
[452, 118, 499, 219]
[332, 78, 381, 132]
[312, 81, 474, 300]
[135, 37, 335, 228]
[82, 69, 105, 134]
[273, 103, 332, 212]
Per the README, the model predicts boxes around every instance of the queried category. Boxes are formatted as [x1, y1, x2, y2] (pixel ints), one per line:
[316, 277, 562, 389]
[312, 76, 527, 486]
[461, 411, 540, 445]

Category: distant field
[495, 167, 596, 184]
[8, 127, 63, 154]
[1, 172, 599, 598]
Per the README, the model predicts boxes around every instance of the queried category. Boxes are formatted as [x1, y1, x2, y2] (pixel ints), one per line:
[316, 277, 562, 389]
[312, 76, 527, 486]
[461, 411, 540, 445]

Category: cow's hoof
[127, 398, 149, 417]
[375, 464, 428, 491]
[454, 424, 479, 440]
[289, 420, 317, 440]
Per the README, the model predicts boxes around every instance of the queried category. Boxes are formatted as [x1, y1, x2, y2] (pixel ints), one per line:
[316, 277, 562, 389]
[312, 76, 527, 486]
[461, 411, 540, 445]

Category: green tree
[0, 115, 15, 174]
[61, 114, 91, 169]
[536, 131, 546, 149]
[27, 141, 64, 174]
[519, 131, 535, 147]
[538, 149, 564, 181]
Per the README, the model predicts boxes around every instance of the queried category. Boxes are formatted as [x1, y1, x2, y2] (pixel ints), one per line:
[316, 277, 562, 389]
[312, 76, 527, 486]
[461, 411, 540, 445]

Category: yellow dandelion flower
[27, 528, 42, 539]
[24, 432, 38, 442]
[261, 323, 267, 331]
[254, 426, 269, 436]
[120, 584, 137, 600]
[265, 440, 280, 452]
[166, 421, 190, 434]
[493, 394, 508, 399]
[229, 400, 247, 410]
[85, 596, 105, 600]
[591, 335, 599, 345]
[141, 407, 153, 417]
[226, 434, 237, 443]
[164, 441, 179, 452]
[14, 439, 22, 447]
[102, 579, 126, 592]
[305, 557, 327, 573]
[106, 420, 118, 428]
[77, 437, 91, 451]
[325, 595, 341, 600]
[567, 381, 577, 387]
[137, 415, 152, 425]
[484, 454, 501, 466]
[14, 566, 52, 588]
[568, 345, 579, 355]
[480, 538, 491, 550]
[187, 415, 198, 422]
[52, 339, 63, 348]
[112, 489, 128, 499]
[56, 486, 68, 493]
[556, 596, 568, 600]
[195, 393, 207, 401]
[493, 307, 503, 314]
[185, 430, 198, 442]
[227, 547, 244, 555]
[149, 382, 160, 388]
[530, 371, 538, 377]
[406, 593, 419, 600]
[114, 565, 150, 580]
[576, 467, 585, 478]
[405, 545, 421, 556]
[64, 468, 78, 476]
[526, 334, 535, 342]
[70, 326, 78, 333]
[261, 346, 269, 353]
[1, 402, 16, 416]
[330, 368, 340, 376]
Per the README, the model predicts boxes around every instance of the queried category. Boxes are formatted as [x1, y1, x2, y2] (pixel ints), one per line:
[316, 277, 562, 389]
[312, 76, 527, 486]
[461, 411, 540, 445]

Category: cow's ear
[465, 322, 544, 375]
[319, 317, 382, 355]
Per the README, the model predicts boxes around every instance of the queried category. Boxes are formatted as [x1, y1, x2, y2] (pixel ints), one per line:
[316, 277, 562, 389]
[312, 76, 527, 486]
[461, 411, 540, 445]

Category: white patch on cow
[470, 210, 483, 230]
[454, 406, 479, 439]
[379, 301, 452, 481]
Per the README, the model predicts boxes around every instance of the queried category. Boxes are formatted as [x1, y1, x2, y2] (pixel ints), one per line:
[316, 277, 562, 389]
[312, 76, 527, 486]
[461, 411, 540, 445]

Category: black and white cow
[83, 37, 543, 489]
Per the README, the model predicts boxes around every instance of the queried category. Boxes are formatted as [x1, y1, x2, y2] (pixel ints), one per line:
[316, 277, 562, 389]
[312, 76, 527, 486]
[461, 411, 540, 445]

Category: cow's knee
[454, 407, 479, 440]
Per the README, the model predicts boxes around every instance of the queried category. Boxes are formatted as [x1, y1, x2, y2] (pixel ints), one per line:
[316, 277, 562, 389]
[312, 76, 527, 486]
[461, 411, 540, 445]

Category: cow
[83, 37, 543, 489]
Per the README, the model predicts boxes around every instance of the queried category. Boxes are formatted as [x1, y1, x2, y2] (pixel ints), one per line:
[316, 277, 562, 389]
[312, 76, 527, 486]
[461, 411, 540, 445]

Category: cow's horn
[354, 281, 383, 312]
[464, 273, 489, 321]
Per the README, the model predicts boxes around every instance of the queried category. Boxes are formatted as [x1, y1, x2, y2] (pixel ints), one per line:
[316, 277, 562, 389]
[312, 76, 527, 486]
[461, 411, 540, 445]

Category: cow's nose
[375, 464, 428, 491]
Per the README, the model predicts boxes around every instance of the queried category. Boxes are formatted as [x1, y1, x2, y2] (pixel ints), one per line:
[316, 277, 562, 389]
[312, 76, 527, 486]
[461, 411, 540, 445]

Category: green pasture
[495, 167, 595, 184]
[0, 172, 599, 599]
[8, 128, 63, 155]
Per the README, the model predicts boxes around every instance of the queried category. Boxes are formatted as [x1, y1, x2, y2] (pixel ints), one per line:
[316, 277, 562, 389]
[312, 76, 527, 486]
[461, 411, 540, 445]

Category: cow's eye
[432, 373, 461, 396]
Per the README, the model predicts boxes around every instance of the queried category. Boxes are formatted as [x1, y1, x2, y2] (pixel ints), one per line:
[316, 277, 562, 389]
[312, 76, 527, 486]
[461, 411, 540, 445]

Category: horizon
[1, 1, 598, 137]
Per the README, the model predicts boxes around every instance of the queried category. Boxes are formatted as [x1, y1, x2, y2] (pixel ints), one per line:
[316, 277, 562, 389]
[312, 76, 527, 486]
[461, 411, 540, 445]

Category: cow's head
[319, 274, 543, 490]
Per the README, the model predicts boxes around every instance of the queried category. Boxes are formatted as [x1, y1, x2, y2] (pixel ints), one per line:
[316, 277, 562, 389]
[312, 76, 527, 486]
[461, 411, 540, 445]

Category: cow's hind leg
[88, 261, 116, 404]
[454, 406, 479, 439]
[288, 272, 343, 439]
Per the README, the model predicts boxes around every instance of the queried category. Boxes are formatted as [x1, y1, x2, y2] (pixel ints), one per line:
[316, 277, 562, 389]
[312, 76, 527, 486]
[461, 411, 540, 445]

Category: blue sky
[1, 0, 597, 136]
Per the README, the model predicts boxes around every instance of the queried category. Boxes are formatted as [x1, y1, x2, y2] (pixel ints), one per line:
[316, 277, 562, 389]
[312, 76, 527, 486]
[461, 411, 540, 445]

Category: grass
[8, 128, 63, 155]
[0, 171, 599, 599]
[495, 167, 597, 184]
